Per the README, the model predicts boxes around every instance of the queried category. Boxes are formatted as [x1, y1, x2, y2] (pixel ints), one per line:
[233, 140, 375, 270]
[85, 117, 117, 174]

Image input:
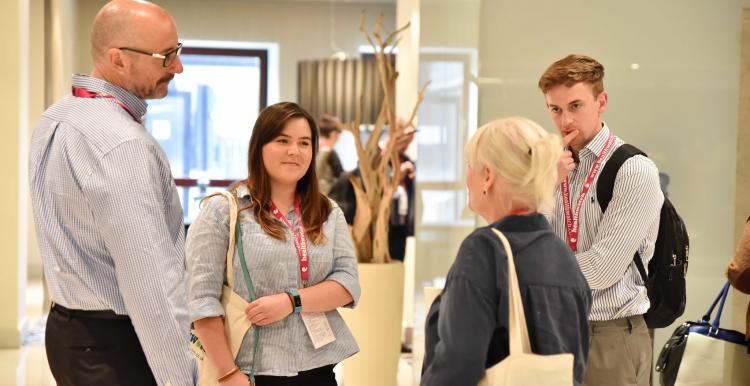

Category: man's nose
[169, 56, 184, 74]
[562, 111, 573, 125]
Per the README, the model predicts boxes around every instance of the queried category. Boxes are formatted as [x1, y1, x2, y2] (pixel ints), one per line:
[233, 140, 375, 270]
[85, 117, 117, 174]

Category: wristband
[286, 288, 302, 314]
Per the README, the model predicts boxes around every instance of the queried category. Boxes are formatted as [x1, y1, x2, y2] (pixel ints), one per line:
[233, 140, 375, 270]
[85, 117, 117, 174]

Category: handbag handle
[212, 191, 239, 290]
[491, 229, 532, 355]
[213, 191, 260, 383]
[701, 281, 731, 333]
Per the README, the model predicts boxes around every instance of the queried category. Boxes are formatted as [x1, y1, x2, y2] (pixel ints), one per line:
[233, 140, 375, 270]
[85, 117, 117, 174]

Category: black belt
[51, 303, 131, 320]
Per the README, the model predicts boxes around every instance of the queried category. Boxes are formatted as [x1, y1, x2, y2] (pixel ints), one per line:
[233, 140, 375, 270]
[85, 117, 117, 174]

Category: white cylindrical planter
[341, 261, 405, 386]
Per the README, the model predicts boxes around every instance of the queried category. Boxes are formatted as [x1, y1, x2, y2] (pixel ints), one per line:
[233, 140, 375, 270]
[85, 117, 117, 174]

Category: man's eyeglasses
[119, 42, 183, 67]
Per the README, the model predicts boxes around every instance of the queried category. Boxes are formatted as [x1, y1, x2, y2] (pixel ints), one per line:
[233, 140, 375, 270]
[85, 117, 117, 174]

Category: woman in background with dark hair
[187, 102, 360, 386]
[316, 114, 344, 195]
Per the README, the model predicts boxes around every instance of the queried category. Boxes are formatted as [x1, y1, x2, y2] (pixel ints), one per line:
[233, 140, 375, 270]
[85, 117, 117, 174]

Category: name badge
[300, 312, 336, 349]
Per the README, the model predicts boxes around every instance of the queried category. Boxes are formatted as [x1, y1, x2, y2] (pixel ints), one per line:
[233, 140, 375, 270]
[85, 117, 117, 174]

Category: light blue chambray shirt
[28, 74, 196, 385]
[186, 184, 360, 376]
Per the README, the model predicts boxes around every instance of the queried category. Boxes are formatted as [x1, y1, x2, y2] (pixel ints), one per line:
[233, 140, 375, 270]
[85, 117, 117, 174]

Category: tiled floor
[0, 281, 424, 386]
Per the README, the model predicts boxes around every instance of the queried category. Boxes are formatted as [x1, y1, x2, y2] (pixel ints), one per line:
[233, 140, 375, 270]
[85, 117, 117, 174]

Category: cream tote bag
[479, 229, 574, 386]
[189, 191, 256, 386]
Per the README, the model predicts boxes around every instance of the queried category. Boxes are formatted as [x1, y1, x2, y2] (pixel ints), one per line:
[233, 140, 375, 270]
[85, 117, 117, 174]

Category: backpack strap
[596, 143, 650, 282]
[596, 144, 645, 212]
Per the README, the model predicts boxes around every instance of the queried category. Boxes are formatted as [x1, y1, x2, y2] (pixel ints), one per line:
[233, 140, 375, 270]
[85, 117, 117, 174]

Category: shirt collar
[491, 213, 550, 232]
[72, 74, 148, 121]
[233, 183, 296, 215]
[581, 122, 611, 158]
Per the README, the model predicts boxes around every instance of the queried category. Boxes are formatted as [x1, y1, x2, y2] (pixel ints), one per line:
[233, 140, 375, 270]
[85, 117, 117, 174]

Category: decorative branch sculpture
[343, 13, 429, 263]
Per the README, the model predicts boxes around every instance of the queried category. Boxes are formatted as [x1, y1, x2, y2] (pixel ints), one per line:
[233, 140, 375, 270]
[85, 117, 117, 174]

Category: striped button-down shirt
[29, 74, 195, 385]
[186, 185, 360, 376]
[550, 124, 663, 321]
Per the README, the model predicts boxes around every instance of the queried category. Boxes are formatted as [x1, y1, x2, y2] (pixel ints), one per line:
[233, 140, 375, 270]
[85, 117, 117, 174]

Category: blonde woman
[421, 117, 592, 386]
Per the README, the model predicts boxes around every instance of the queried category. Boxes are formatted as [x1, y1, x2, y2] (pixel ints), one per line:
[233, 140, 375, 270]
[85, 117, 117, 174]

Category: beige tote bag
[479, 229, 574, 386]
[190, 191, 254, 386]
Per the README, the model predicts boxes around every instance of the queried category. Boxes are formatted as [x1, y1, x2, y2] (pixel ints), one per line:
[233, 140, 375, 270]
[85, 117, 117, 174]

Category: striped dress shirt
[186, 184, 360, 376]
[29, 74, 195, 385]
[550, 124, 663, 321]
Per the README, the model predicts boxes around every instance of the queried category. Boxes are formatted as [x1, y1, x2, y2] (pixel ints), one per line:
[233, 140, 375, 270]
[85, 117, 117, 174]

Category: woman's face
[262, 117, 314, 188]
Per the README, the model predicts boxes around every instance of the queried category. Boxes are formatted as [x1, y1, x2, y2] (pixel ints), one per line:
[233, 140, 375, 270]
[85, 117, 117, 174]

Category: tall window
[144, 47, 268, 222]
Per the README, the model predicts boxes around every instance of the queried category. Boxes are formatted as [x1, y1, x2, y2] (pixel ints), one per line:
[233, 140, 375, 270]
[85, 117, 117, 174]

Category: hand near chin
[557, 130, 579, 185]
[245, 293, 293, 326]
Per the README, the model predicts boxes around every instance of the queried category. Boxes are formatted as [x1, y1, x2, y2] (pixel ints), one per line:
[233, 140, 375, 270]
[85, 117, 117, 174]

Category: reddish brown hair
[538, 54, 605, 96]
[237, 102, 332, 244]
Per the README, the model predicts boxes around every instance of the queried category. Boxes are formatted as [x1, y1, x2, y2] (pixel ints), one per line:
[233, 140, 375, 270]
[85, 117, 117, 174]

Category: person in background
[28, 1, 194, 385]
[421, 117, 591, 386]
[728, 218, 750, 341]
[328, 117, 416, 261]
[316, 114, 344, 195]
[187, 102, 360, 386]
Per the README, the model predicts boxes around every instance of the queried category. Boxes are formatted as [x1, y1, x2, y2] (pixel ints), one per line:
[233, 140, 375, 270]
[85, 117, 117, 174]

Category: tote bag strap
[214, 191, 239, 290]
[491, 228, 532, 355]
[214, 190, 261, 384]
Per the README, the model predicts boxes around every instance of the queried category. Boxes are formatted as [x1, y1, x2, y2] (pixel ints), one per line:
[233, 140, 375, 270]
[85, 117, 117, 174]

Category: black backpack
[597, 144, 689, 329]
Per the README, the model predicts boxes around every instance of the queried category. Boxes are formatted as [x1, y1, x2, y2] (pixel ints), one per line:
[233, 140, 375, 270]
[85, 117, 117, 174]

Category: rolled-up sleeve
[325, 205, 361, 308]
[186, 195, 231, 322]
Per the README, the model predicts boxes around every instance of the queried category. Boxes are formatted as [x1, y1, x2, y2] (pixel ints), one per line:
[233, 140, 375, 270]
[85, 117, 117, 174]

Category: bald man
[28, 1, 194, 385]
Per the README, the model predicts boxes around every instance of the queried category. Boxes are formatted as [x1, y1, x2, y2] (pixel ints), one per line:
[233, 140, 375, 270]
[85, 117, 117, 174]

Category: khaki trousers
[583, 315, 652, 386]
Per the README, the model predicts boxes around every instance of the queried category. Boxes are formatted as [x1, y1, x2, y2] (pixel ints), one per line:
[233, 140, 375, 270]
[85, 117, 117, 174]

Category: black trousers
[46, 304, 157, 386]
[254, 364, 337, 386]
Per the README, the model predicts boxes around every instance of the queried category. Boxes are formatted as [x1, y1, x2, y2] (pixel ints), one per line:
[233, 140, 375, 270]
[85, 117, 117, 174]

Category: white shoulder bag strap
[216, 191, 239, 290]
[491, 229, 532, 355]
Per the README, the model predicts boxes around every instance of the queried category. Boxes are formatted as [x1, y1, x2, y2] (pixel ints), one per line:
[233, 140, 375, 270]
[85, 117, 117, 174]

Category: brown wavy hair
[236, 102, 332, 244]
[538, 54, 605, 96]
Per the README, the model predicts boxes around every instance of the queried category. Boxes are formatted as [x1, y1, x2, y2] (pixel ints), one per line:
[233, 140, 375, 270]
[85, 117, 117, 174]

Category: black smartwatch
[286, 288, 302, 314]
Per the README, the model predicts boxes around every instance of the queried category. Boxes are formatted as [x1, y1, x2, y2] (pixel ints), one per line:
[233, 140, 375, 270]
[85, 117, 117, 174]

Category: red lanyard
[508, 208, 531, 216]
[72, 87, 140, 122]
[561, 133, 615, 252]
[270, 196, 309, 284]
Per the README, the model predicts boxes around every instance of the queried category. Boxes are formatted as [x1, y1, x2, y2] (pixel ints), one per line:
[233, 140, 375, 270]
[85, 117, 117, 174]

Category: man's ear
[597, 90, 608, 114]
[108, 48, 127, 74]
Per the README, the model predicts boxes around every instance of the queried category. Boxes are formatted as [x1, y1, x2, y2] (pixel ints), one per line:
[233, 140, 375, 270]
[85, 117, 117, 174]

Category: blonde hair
[465, 117, 562, 213]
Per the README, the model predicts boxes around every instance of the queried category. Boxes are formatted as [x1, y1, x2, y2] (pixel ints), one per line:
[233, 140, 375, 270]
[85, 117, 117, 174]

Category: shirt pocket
[308, 240, 334, 284]
[238, 221, 289, 297]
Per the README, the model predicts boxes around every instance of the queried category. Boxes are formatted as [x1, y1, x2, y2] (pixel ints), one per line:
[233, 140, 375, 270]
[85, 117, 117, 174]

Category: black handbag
[655, 281, 748, 386]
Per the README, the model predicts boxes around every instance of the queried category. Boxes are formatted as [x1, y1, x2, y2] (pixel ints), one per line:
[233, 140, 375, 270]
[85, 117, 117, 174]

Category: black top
[421, 214, 592, 386]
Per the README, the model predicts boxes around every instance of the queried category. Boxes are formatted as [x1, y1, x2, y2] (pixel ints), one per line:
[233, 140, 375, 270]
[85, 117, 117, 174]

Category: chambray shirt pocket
[239, 220, 290, 298]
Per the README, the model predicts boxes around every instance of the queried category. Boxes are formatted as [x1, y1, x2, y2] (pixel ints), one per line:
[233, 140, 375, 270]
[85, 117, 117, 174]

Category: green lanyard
[235, 219, 260, 385]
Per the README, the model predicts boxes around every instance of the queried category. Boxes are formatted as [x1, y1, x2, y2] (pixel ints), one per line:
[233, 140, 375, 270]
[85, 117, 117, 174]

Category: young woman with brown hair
[187, 102, 360, 386]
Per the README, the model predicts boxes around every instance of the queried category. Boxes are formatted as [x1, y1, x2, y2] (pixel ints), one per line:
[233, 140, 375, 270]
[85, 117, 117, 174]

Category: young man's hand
[556, 130, 579, 185]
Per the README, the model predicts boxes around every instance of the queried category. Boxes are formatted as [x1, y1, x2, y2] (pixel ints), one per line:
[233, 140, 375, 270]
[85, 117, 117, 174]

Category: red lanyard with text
[270, 196, 310, 285]
[72, 87, 140, 122]
[561, 133, 615, 252]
